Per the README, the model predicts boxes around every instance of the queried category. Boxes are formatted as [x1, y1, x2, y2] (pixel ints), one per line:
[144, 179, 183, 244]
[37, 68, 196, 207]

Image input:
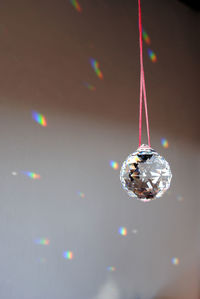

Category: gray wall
[0, 0, 199, 298]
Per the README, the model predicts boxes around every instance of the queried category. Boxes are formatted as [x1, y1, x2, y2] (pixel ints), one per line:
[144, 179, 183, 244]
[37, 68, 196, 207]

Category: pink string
[138, 63, 143, 147]
[138, 0, 151, 148]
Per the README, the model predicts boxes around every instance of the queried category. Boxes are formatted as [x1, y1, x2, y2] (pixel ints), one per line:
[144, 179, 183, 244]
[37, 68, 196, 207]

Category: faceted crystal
[120, 144, 172, 202]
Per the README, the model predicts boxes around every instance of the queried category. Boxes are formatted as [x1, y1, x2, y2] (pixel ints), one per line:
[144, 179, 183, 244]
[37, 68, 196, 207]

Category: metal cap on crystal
[120, 144, 172, 202]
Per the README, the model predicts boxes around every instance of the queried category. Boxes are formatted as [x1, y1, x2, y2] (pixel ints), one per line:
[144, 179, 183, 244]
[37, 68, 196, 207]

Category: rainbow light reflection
[161, 138, 169, 148]
[23, 172, 41, 179]
[148, 49, 157, 62]
[110, 160, 119, 170]
[84, 82, 96, 91]
[107, 266, 116, 272]
[38, 257, 46, 263]
[177, 195, 183, 201]
[142, 29, 151, 45]
[78, 191, 85, 198]
[119, 227, 127, 236]
[90, 58, 103, 79]
[35, 238, 50, 245]
[171, 257, 179, 265]
[32, 111, 47, 127]
[63, 251, 74, 260]
[70, 0, 82, 12]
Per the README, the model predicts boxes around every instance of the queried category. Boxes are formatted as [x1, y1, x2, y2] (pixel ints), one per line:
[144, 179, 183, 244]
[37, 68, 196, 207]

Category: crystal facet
[120, 144, 172, 202]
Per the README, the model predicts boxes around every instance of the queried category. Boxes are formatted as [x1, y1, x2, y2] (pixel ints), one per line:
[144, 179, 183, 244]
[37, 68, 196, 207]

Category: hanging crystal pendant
[120, 144, 172, 202]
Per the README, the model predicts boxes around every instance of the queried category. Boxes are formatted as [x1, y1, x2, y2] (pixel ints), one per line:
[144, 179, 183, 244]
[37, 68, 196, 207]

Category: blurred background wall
[0, 0, 199, 298]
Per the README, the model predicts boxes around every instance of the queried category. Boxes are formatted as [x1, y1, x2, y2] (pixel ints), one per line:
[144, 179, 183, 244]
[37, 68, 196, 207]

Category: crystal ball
[120, 144, 172, 202]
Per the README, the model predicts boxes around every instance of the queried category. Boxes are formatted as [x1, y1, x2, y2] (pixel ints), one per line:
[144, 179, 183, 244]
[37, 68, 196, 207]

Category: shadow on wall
[153, 263, 200, 299]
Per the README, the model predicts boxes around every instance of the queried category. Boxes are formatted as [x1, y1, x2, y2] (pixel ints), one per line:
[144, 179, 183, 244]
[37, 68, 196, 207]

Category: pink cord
[138, 0, 151, 148]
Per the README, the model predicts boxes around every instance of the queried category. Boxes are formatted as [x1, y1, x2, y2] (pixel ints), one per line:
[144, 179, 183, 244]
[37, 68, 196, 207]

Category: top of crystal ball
[120, 144, 172, 202]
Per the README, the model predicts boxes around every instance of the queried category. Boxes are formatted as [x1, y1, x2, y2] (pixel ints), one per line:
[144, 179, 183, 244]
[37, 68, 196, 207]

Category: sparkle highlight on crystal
[119, 227, 127, 236]
[142, 29, 151, 45]
[32, 111, 47, 127]
[171, 257, 179, 265]
[35, 238, 50, 245]
[23, 172, 41, 179]
[84, 82, 96, 91]
[70, 0, 82, 12]
[161, 138, 169, 148]
[148, 49, 157, 62]
[120, 144, 172, 201]
[107, 266, 116, 272]
[110, 160, 119, 170]
[90, 58, 103, 79]
[63, 251, 74, 260]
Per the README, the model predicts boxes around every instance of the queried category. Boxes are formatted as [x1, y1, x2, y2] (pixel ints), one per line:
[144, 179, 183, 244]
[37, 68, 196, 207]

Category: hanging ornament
[120, 144, 172, 202]
[120, 0, 172, 201]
